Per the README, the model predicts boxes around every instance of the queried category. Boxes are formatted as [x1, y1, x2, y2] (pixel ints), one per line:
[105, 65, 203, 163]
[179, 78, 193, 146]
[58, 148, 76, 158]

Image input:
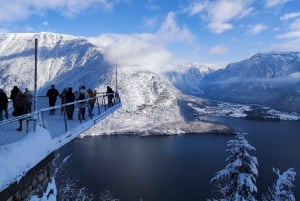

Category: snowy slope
[84, 69, 184, 135]
[167, 52, 300, 113]
[165, 63, 222, 95]
[0, 32, 111, 95]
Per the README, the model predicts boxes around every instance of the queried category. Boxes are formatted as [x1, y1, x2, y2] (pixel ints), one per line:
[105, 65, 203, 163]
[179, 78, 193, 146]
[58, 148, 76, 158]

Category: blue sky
[1, 0, 300, 71]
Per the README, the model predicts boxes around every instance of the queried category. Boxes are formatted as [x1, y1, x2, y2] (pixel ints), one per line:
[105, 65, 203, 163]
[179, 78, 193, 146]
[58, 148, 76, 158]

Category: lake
[55, 117, 300, 200]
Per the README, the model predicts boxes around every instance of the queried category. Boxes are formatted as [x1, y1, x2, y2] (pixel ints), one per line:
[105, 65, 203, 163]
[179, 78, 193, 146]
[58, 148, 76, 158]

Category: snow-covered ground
[188, 100, 300, 120]
[0, 126, 54, 190]
[30, 177, 57, 201]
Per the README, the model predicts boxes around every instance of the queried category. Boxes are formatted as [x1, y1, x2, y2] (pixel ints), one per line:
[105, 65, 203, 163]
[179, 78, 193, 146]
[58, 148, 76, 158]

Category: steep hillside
[205, 52, 300, 81]
[202, 52, 300, 112]
[165, 63, 221, 95]
[0, 32, 111, 94]
[167, 52, 300, 113]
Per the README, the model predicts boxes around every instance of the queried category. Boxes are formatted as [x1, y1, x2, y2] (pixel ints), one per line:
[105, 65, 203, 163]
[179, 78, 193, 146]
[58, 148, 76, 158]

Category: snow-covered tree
[262, 168, 296, 201]
[209, 133, 258, 201]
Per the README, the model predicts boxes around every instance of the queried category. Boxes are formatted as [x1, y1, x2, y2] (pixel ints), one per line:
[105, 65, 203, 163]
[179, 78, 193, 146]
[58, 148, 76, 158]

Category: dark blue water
[55, 118, 300, 201]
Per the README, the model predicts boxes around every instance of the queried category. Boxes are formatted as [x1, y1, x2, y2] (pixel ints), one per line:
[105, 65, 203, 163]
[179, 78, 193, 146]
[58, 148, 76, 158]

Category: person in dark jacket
[65, 87, 76, 120]
[0, 89, 9, 121]
[106, 86, 114, 107]
[12, 89, 27, 131]
[46, 84, 59, 115]
[10, 86, 19, 109]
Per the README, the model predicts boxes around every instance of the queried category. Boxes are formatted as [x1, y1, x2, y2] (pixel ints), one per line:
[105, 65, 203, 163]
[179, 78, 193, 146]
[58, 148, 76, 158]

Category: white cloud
[42, 21, 49, 26]
[145, 4, 161, 11]
[156, 12, 195, 43]
[186, 0, 254, 34]
[280, 12, 300, 21]
[276, 18, 300, 39]
[273, 14, 300, 51]
[270, 38, 300, 51]
[209, 45, 228, 55]
[0, 0, 120, 22]
[249, 24, 267, 35]
[0, 27, 9, 33]
[89, 34, 173, 73]
[185, 1, 208, 16]
[208, 21, 233, 34]
[277, 31, 300, 39]
[0, 1, 31, 22]
[264, 0, 291, 8]
[143, 16, 158, 28]
[88, 12, 196, 73]
[290, 18, 300, 30]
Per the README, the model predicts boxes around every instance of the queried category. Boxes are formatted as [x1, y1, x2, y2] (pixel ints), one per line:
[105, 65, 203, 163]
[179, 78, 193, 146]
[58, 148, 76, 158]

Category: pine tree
[262, 168, 296, 201]
[210, 133, 258, 201]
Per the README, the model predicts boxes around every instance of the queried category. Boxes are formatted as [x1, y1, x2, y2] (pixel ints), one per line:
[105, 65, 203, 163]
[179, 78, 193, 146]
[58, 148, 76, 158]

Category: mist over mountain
[167, 52, 300, 113]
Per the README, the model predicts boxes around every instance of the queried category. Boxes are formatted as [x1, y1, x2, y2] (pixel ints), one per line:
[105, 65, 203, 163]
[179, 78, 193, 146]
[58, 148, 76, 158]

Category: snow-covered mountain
[0, 33, 111, 94]
[0, 32, 228, 135]
[165, 63, 221, 95]
[167, 52, 300, 113]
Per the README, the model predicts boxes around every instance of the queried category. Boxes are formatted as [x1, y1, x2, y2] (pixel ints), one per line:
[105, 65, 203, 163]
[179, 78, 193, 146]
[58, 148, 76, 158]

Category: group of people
[46, 84, 99, 121]
[0, 86, 33, 131]
[0, 84, 116, 131]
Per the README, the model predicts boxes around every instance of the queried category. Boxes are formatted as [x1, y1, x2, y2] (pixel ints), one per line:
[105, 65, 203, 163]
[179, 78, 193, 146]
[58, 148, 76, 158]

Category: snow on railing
[0, 92, 121, 135]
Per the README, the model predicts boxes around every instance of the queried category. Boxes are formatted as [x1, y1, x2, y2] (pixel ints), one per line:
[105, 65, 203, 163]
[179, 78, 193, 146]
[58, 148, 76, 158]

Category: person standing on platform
[106, 86, 114, 107]
[87, 88, 96, 117]
[65, 87, 75, 120]
[24, 88, 33, 113]
[10, 86, 19, 109]
[12, 88, 26, 131]
[59, 88, 68, 114]
[77, 85, 88, 120]
[46, 84, 59, 115]
[0, 89, 9, 121]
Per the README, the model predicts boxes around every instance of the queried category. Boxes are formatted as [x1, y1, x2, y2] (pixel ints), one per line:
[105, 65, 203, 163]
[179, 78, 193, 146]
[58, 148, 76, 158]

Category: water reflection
[55, 119, 300, 200]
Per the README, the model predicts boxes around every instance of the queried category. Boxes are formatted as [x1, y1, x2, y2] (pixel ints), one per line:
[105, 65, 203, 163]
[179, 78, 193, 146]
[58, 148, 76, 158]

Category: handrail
[0, 92, 121, 133]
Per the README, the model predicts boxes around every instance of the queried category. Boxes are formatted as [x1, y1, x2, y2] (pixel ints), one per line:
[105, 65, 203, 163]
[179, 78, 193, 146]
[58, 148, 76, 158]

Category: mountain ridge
[0, 32, 110, 94]
[167, 51, 300, 113]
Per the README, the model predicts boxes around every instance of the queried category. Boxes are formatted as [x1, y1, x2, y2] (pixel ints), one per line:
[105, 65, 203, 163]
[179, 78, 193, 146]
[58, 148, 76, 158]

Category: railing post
[41, 111, 45, 128]
[33, 112, 37, 132]
[102, 96, 106, 111]
[63, 109, 68, 131]
[87, 104, 93, 120]
[96, 97, 101, 115]
[26, 118, 29, 134]
[78, 104, 82, 123]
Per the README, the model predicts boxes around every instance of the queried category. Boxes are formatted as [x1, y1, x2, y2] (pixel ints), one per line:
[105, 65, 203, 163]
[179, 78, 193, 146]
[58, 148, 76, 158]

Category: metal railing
[0, 92, 121, 135]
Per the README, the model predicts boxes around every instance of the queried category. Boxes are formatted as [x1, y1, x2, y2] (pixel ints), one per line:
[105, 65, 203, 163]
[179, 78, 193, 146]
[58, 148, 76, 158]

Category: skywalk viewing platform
[0, 92, 121, 146]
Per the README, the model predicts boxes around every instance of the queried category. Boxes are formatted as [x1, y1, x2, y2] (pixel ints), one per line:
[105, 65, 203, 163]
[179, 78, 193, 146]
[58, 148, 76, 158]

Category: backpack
[78, 93, 85, 101]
